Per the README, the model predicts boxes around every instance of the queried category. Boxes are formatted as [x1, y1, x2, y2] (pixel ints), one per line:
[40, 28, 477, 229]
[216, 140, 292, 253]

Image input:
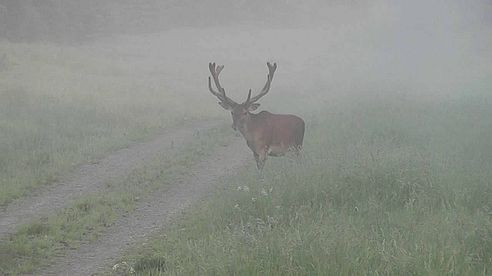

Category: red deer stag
[208, 62, 305, 170]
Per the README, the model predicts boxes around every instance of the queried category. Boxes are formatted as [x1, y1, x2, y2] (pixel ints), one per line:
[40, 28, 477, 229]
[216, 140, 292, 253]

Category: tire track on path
[0, 120, 220, 240]
[40, 138, 250, 275]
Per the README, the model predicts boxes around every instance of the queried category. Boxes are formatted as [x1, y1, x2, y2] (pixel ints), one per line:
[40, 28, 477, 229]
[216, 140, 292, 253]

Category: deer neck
[238, 115, 255, 142]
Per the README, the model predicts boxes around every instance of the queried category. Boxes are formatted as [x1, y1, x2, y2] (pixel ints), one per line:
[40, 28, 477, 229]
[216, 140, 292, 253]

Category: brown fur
[242, 111, 304, 169]
[208, 62, 305, 170]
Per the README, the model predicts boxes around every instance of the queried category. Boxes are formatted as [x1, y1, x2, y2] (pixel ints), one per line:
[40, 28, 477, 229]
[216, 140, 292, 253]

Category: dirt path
[0, 120, 220, 241]
[40, 138, 250, 275]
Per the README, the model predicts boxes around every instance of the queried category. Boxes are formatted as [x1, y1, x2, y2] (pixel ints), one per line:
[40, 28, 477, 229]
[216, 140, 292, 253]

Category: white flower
[260, 188, 268, 196]
[237, 186, 250, 192]
[251, 197, 257, 202]
[112, 261, 135, 274]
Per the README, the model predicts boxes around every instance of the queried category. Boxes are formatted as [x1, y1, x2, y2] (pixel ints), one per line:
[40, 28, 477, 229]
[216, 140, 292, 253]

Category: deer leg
[256, 147, 268, 171]
[253, 152, 260, 168]
[255, 150, 267, 182]
[255, 152, 266, 171]
[253, 152, 265, 181]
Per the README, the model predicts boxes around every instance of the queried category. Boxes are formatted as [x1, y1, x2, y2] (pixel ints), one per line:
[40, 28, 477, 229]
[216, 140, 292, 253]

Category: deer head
[208, 62, 277, 130]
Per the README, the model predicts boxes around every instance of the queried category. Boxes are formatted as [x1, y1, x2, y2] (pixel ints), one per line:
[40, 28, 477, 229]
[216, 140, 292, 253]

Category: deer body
[207, 62, 305, 170]
[244, 111, 303, 152]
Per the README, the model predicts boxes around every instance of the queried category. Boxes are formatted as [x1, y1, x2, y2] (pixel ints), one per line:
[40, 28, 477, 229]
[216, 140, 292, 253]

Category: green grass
[0, 126, 233, 275]
[116, 90, 492, 275]
[0, 41, 221, 206]
[1, 28, 491, 276]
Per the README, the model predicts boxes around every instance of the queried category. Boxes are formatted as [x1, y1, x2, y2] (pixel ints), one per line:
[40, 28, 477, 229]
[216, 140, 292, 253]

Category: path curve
[0, 120, 220, 240]
[40, 138, 250, 275]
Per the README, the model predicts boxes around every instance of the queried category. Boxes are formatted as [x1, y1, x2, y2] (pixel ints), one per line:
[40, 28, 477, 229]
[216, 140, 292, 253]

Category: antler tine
[216, 64, 224, 74]
[208, 62, 237, 106]
[208, 76, 222, 99]
[246, 62, 277, 104]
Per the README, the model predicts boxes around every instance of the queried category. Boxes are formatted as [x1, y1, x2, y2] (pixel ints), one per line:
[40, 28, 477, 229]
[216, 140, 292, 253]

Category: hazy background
[0, 1, 491, 198]
[1, 1, 492, 274]
[1, 0, 491, 95]
[1, 0, 491, 207]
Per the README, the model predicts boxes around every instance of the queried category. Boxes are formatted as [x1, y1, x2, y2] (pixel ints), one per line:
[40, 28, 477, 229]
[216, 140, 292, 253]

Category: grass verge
[0, 126, 233, 275]
[0, 41, 220, 206]
[115, 91, 492, 275]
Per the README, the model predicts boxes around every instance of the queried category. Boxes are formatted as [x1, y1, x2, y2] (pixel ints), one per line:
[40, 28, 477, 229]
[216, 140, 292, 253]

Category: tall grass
[0, 126, 233, 275]
[122, 90, 492, 275]
[0, 41, 221, 205]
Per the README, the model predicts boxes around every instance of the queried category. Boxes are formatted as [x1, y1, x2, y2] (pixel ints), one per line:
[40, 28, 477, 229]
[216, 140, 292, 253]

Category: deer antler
[246, 62, 277, 104]
[208, 62, 237, 107]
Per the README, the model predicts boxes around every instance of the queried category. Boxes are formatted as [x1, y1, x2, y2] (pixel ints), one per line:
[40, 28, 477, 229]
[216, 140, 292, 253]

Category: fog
[2, 1, 490, 104]
[1, 1, 492, 274]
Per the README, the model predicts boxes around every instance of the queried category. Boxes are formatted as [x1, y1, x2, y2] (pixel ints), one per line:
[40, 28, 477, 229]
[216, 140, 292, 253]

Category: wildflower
[251, 197, 257, 202]
[267, 215, 277, 226]
[237, 186, 250, 192]
[112, 261, 135, 274]
[260, 188, 268, 196]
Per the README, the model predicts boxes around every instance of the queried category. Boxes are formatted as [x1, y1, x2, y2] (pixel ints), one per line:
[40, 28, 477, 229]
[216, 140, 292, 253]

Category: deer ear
[248, 103, 260, 111]
[218, 101, 233, 110]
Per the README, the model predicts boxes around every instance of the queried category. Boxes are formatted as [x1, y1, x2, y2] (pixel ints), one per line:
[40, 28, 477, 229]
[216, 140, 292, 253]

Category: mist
[1, 1, 491, 274]
[2, 1, 490, 99]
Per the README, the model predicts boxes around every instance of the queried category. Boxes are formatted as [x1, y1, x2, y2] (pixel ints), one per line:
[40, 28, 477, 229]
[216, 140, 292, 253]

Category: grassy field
[1, 22, 491, 275]
[0, 125, 233, 275]
[117, 90, 492, 275]
[0, 37, 231, 274]
[0, 26, 347, 206]
[0, 28, 336, 274]
[0, 40, 223, 206]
